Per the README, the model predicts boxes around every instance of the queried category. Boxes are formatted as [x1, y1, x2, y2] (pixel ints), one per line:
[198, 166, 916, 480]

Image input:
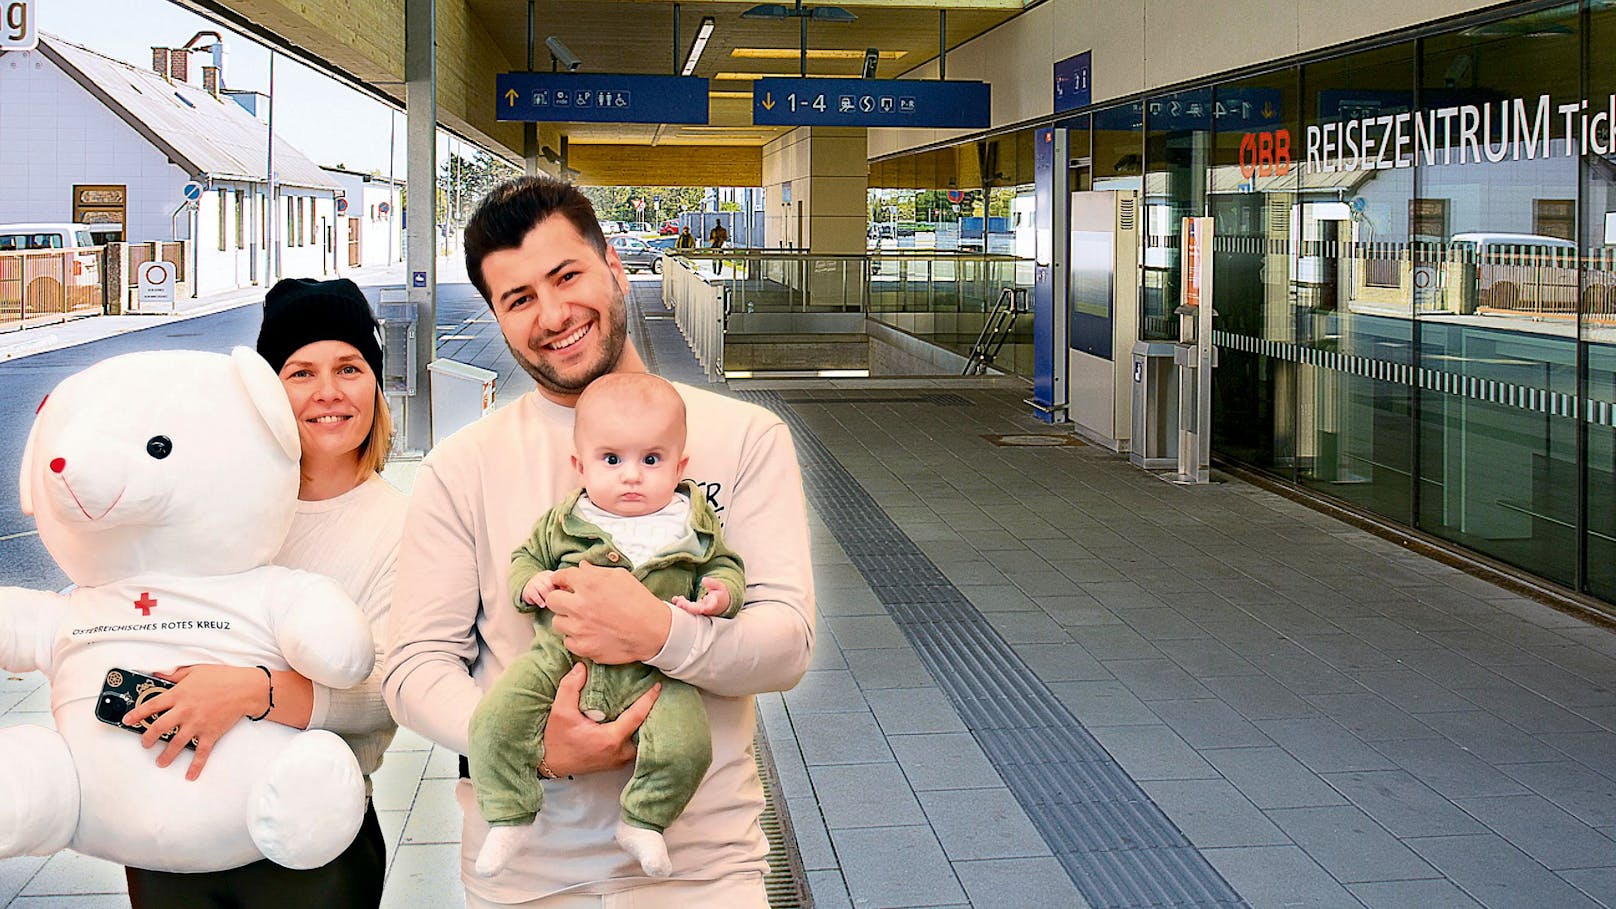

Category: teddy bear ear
[230, 347, 301, 463]
[17, 418, 38, 517]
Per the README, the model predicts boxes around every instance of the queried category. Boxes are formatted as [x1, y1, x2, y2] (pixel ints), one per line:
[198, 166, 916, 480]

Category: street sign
[335, 196, 349, 216]
[1054, 51, 1091, 114]
[136, 261, 176, 312]
[946, 190, 964, 203]
[182, 181, 204, 202]
[1, 0, 38, 50]
[496, 73, 709, 124]
[378, 201, 391, 215]
[632, 198, 645, 212]
[752, 78, 989, 128]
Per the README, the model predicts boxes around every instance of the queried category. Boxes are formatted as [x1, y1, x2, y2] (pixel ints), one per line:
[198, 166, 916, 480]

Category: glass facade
[1175, 1, 1616, 601]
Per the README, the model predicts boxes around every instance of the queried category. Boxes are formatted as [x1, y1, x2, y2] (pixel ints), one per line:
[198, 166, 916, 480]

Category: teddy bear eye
[145, 436, 173, 460]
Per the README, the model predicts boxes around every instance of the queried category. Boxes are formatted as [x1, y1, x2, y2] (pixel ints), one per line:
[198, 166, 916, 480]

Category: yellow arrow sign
[761, 92, 775, 111]
[505, 88, 519, 106]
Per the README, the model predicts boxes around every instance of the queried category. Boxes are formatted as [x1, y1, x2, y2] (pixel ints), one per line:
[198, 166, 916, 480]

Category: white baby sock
[475, 824, 528, 877]
[614, 821, 672, 877]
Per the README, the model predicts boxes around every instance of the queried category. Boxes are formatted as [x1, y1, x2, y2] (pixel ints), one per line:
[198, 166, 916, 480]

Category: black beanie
[256, 278, 384, 380]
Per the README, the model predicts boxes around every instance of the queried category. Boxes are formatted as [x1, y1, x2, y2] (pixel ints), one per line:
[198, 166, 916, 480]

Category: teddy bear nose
[50, 457, 66, 474]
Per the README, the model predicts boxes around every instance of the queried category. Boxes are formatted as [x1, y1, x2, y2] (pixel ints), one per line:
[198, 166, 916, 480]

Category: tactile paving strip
[737, 389, 1250, 909]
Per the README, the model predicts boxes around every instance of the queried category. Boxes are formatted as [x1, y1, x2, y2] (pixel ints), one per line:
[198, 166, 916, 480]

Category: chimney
[202, 66, 219, 98]
[169, 47, 190, 84]
[151, 47, 170, 77]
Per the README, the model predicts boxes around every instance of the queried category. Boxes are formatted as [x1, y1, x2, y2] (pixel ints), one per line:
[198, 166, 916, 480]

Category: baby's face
[572, 405, 688, 517]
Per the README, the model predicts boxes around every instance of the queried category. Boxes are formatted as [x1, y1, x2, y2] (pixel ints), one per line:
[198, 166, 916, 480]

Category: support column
[404, 0, 436, 453]
[760, 127, 867, 254]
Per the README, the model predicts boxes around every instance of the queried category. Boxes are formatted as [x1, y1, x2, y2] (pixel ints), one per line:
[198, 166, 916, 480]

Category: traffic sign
[335, 196, 349, 216]
[0, 1, 38, 50]
[496, 73, 709, 124]
[752, 78, 989, 128]
[378, 201, 391, 215]
[136, 261, 176, 312]
[182, 181, 204, 202]
[946, 190, 964, 203]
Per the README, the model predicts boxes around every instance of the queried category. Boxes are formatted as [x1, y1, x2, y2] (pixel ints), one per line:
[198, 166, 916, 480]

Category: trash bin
[1130, 341, 1179, 470]
[377, 287, 416, 396]
[427, 358, 498, 447]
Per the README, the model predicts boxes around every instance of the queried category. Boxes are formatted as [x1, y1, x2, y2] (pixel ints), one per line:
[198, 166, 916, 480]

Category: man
[674, 226, 695, 251]
[707, 220, 727, 274]
[383, 176, 814, 908]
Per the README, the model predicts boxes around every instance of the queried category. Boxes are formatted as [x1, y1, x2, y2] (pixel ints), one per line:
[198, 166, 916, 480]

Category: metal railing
[0, 247, 109, 333]
[662, 249, 1035, 379]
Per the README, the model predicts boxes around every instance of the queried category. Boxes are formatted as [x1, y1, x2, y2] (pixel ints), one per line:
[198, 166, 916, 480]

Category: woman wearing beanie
[123, 277, 407, 909]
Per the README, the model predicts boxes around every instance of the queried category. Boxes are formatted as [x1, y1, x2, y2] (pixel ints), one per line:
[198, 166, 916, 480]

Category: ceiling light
[715, 71, 861, 81]
[740, 3, 856, 22]
[682, 17, 716, 76]
[731, 48, 906, 60]
[708, 91, 754, 99]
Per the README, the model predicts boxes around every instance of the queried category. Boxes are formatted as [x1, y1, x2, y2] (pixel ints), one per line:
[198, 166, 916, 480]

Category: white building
[0, 34, 341, 294]
[321, 166, 403, 270]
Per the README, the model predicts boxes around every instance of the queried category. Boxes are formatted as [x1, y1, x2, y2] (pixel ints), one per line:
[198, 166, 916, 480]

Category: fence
[127, 241, 187, 286]
[0, 247, 109, 333]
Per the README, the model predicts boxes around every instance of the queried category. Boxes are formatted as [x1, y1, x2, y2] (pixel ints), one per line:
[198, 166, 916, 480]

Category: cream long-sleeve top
[275, 472, 408, 779]
[383, 383, 815, 902]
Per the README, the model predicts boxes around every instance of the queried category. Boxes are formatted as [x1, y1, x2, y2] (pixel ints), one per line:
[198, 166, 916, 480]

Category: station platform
[2, 273, 1614, 909]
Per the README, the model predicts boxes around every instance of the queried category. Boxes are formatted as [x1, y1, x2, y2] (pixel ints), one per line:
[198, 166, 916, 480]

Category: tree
[581, 186, 709, 225]
[438, 150, 519, 230]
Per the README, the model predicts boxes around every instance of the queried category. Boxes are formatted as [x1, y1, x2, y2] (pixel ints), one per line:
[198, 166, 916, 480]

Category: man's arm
[381, 459, 485, 756]
[652, 420, 813, 695]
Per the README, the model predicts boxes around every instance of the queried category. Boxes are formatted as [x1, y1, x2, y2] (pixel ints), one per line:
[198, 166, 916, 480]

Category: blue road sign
[1054, 51, 1091, 114]
[752, 78, 989, 128]
[182, 181, 203, 202]
[497, 73, 709, 124]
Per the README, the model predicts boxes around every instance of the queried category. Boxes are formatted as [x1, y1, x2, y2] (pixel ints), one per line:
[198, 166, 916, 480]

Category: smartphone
[94, 668, 196, 750]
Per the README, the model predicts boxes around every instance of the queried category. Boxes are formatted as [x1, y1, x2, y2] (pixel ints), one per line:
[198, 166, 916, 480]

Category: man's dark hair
[463, 176, 607, 304]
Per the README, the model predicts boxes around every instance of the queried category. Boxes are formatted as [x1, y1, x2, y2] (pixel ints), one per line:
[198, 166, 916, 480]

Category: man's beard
[506, 283, 629, 396]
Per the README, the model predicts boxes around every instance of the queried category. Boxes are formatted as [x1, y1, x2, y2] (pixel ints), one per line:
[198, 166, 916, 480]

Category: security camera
[546, 36, 582, 72]
[862, 47, 879, 79]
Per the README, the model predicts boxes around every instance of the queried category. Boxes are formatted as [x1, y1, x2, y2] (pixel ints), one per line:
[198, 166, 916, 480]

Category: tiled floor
[3, 274, 1616, 907]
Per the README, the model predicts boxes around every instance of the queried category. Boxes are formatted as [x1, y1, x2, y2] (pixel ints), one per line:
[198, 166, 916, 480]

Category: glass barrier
[663, 249, 1035, 378]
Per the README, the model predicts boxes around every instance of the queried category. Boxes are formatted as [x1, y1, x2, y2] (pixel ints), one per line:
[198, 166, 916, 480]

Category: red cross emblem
[134, 593, 157, 616]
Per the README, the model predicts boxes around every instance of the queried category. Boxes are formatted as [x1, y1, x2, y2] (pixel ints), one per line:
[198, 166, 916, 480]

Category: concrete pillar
[761, 127, 867, 255]
[404, 0, 435, 454]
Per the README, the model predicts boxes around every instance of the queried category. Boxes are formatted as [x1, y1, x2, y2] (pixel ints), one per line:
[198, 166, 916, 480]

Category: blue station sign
[495, 73, 709, 124]
[1053, 51, 1091, 114]
[752, 78, 990, 128]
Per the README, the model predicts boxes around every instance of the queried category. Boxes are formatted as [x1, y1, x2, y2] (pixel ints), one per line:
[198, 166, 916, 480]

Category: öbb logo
[1239, 129, 1291, 179]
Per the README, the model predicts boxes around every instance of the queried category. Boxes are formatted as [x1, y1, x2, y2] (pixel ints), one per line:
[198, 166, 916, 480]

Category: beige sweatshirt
[383, 383, 815, 902]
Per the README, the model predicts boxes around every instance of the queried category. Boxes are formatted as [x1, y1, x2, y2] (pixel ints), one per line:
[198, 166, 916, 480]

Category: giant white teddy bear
[0, 347, 375, 872]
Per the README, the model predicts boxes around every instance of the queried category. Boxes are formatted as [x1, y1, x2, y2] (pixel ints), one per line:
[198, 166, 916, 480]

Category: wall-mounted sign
[1054, 51, 1091, 114]
[0, 0, 37, 50]
[496, 72, 709, 124]
[752, 78, 989, 128]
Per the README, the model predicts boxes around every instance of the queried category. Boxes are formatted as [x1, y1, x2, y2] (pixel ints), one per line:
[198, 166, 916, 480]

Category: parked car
[609, 234, 665, 274]
[645, 236, 679, 253]
[0, 222, 103, 314]
[659, 221, 680, 235]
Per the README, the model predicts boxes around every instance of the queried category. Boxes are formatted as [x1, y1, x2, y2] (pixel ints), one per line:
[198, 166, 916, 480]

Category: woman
[122, 277, 408, 908]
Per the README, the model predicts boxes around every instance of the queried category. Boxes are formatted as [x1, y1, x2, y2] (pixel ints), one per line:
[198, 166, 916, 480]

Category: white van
[0, 222, 103, 313]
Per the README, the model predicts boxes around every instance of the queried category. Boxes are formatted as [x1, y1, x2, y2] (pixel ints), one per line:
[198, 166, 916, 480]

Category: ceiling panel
[467, 0, 1020, 146]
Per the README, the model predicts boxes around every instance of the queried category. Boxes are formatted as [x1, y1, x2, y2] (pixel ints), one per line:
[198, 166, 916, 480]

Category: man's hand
[122, 664, 268, 781]
[541, 663, 660, 777]
[544, 561, 673, 664]
[671, 577, 732, 617]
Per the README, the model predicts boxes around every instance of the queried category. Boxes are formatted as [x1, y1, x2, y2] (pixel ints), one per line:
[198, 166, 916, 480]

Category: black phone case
[94, 668, 196, 750]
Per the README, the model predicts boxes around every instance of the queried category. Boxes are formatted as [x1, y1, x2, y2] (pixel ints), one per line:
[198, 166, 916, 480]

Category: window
[217, 189, 227, 251]
[1533, 199, 1575, 241]
[310, 199, 318, 246]
[286, 198, 295, 247]
[234, 190, 244, 248]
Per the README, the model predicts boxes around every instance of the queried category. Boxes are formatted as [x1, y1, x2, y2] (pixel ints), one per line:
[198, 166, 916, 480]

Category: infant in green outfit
[468, 372, 744, 878]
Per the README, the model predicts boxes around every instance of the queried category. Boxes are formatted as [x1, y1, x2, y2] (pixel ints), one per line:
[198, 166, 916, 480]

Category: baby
[468, 372, 744, 878]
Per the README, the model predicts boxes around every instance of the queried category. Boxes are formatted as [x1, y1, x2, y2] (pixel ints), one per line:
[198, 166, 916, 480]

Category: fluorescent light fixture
[725, 370, 754, 379]
[731, 48, 906, 60]
[708, 91, 754, 99]
[817, 369, 869, 377]
[682, 17, 716, 76]
[715, 71, 861, 81]
[740, 4, 856, 22]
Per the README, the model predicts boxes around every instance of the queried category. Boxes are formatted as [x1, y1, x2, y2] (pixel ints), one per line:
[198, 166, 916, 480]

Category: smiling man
[382, 176, 814, 909]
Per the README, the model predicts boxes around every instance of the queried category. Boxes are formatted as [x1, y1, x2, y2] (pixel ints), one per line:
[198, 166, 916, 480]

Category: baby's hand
[671, 577, 733, 617]
[522, 571, 557, 608]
